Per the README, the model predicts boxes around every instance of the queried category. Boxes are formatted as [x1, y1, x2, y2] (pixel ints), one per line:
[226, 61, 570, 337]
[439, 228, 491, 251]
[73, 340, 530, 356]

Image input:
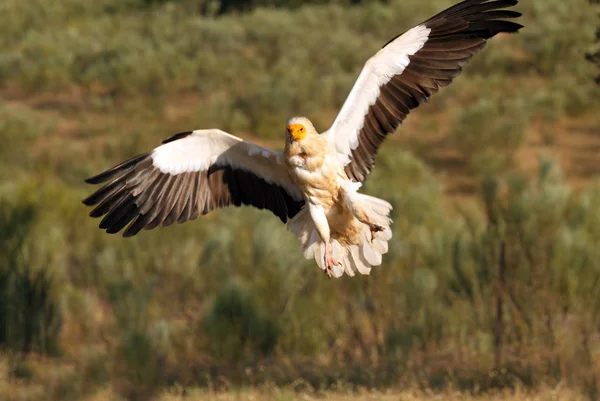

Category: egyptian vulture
[83, 0, 522, 278]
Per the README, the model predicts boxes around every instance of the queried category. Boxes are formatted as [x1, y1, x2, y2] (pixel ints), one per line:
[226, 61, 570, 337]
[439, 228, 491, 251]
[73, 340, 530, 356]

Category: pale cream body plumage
[82, 0, 522, 278]
[283, 117, 392, 277]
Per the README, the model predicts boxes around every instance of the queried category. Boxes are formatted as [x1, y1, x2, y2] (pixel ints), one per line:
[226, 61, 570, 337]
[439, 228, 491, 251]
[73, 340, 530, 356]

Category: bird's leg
[347, 203, 384, 241]
[308, 203, 339, 277]
[341, 188, 385, 242]
[353, 210, 384, 241]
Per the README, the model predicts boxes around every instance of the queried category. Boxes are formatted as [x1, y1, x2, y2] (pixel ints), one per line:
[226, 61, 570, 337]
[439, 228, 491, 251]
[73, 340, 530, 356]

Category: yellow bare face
[286, 124, 306, 142]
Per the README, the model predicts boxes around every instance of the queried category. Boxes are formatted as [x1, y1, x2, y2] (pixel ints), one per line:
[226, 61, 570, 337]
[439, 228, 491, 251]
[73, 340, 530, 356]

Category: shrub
[0, 199, 62, 356]
[203, 281, 280, 361]
[449, 92, 530, 175]
[109, 279, 168, 400]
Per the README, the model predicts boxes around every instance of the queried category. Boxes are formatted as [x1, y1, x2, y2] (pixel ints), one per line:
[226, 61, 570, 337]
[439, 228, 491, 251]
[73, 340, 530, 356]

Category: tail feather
[361, 235, 383, 266]
[340, 248, 355, 277]
[314, 241, 326, 271]
[358, 193, 393, 215]
[372, 238, 388, 255]
[303, 229, 319, 260]
[349, 245, 371, 275]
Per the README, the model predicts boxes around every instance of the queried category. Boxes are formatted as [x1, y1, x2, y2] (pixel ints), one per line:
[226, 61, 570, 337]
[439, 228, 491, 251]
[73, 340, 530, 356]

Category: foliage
[203, 281, 280, 360]
[449, 92, 530, 174]
[0, 199, 62, 356]
[586, 0, 600, 84]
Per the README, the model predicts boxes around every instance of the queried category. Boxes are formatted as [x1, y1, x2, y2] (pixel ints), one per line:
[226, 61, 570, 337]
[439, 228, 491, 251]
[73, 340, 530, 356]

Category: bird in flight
[83, 0, 522, 278]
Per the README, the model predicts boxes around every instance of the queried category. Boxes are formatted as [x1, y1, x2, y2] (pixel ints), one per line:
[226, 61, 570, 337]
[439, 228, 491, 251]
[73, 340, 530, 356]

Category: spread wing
[322, 0, 523, 182]
[82, 129, 304, 237]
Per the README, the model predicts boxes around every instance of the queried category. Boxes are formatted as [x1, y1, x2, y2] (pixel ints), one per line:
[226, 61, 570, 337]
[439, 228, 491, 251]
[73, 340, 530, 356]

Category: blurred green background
[0, 0, 599, 400]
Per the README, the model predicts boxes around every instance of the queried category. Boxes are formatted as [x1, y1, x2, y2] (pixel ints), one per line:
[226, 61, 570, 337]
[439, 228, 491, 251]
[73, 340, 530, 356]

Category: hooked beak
[286, 124, 306, 142]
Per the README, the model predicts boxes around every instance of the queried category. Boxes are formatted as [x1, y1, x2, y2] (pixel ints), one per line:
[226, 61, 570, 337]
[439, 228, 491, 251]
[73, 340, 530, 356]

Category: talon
[369, 224, 384, 241]
[324, 242, 341, 278]
[325, 254, 341, 277]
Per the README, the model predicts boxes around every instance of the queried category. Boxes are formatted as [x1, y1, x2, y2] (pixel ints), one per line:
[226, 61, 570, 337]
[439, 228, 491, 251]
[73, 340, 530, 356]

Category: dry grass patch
[156, 387, 587, 401]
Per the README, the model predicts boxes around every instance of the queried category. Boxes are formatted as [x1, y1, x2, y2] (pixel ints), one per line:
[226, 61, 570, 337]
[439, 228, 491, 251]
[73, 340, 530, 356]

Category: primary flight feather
[83, 0, 522, 278]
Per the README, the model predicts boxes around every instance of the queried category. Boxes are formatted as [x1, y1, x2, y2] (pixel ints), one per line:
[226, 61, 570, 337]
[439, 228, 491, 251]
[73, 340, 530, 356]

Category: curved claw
[324, 242, 341, 278]
[369, 224, 384, 241]
[325, 255, 341, 278]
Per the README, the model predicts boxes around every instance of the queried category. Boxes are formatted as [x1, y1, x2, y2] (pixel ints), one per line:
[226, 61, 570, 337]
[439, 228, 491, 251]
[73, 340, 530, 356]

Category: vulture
[83, 0, 522, 278]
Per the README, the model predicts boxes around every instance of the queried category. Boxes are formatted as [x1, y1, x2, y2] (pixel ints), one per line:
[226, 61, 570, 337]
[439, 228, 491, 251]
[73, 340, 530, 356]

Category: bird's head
[286, 117, 316, 143]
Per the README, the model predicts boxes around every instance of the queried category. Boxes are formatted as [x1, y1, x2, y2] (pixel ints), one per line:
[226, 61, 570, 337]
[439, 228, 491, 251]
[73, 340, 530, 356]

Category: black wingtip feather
[424, 0, 522, 39]
[471, 21, 523, 37]
[84, 153, 149, 184]
[162, 131, 193, 144]
[105, 203, 139, 234]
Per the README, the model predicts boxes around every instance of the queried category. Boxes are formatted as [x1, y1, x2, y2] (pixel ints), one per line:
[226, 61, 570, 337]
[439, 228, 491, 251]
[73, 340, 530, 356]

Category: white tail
[288, 192, 392, 278]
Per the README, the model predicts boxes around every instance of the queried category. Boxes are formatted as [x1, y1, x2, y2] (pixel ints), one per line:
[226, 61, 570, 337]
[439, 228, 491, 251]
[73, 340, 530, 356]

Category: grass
[0, 381, 590, 401]
[156, 387, 588, 401]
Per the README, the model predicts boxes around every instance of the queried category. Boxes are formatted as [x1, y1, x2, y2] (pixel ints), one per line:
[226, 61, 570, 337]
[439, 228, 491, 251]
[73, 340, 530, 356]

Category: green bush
[0, 103, 54, 175]
[449, 92, 530, 175]
[0, 199, 62, 356]
[108, 279, 168, 400]
[203, 281, 280, 361]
